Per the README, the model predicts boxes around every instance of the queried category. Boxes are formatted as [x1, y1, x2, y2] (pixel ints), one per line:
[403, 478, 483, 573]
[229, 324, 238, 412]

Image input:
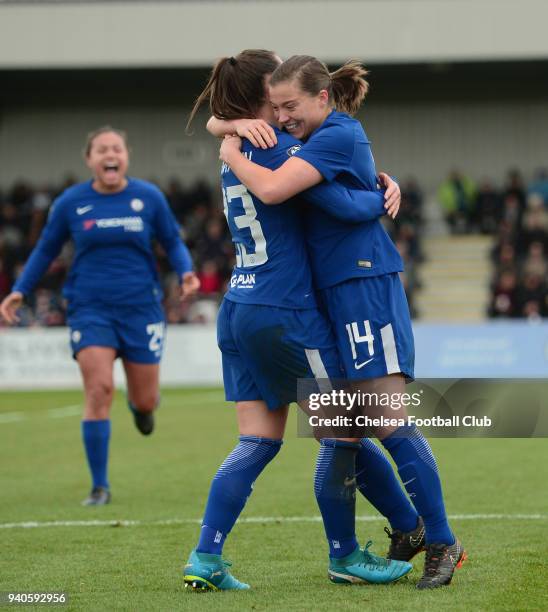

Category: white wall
[0, 1, 547, 68]
[1, 322, 546, 390]
[1, 102, 547, 191]
[0, 325, 222, 390]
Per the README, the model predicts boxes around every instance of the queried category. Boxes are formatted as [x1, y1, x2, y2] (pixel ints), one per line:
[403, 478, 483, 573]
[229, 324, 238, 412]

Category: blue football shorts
[319, 273, 415, 381]
[217, 298, 344, 411]
[67, 302, 166, 364]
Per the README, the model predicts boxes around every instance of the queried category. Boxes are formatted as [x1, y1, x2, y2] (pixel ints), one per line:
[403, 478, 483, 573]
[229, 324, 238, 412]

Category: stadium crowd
[3, 167, 547, 326]
[437, 167, 548, 319]
[0, 175, 425, 326]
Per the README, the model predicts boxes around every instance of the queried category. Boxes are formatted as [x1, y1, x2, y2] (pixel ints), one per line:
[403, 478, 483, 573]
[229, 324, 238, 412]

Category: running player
[219, 55, 466, 590]
[183, 50, 412, 591]
[0, 127, 200, 506]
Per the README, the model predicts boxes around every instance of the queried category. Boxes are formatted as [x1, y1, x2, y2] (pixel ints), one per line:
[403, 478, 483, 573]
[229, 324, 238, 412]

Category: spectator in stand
[522, 193, 548, 234]
[197, 259, 223, 297]
[399, 177, 423, 225]
[438, 170, 476, 233]
[488, 269, 519, 318]
[503, 168, 526, 213]
[518, 203, 548, 255]
[522, 241, 547, 279]
[475, 178, 501, 234]
[515, 272, 547, 318]
[527, 168, 548, 204]
[0, 259, 11, 300]
[500, 194, 522, 231]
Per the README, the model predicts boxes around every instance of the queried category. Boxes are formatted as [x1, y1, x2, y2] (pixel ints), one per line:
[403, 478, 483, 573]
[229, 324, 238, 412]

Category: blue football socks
[197, 435, 282, 555]
[81, 419, 111, 489]
[382, 425, 454, 545]
[356, 438, 419, 533]
[314, 439, 360, 559]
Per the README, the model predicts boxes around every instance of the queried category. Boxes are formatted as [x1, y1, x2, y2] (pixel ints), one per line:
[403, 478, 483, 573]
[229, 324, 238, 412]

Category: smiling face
[269, 78, 330, 140]
[86, 131, 129, 193]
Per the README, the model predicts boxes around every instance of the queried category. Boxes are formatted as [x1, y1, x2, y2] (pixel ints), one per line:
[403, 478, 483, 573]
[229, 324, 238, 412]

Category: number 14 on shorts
[346, 320, 375, 369]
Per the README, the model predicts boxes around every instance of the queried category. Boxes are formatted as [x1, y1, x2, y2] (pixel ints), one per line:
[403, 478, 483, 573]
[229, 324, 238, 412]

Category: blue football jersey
[13, 178, 192, 305]
[222, 129, 317, 309]
[294, 111, 403, 289]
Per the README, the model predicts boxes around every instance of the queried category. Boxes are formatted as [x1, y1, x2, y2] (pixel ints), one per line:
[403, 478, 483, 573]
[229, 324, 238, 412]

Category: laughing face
[269, 79, 330, 141]
[86, 131, 129, 193]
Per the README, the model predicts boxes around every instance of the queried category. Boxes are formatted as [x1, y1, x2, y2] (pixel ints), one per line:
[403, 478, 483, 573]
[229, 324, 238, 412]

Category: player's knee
[86, 379, 114, 412]
[131, 392, 159, 413]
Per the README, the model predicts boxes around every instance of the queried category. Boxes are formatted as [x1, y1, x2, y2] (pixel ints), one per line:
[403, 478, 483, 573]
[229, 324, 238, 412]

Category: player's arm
[303, 182, 387, 223]
[0, 200, 70, 324]
[152, 192, 200, 300]
[220, 135, 322, 204]
[207, 117, 277, 150]
[304, 174, 400, 221]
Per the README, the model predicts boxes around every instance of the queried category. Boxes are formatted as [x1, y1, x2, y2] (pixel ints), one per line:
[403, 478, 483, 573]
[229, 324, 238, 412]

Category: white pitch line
[0, 514, 546, 530]
[47, 405, 82, 419]
[0, 412, 26, 423]
[0, 394, 225, 426]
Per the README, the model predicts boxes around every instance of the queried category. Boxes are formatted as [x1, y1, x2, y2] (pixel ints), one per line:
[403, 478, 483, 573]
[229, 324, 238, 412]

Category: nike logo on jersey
[354, 358, 374, 370]
[76, 205, 93, 215]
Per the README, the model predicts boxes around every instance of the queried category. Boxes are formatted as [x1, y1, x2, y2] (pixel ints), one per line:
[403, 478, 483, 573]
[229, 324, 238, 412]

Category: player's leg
[77, 346, 117, 506]
[373, 376, 464, 588]
[330, 274, 465, 586]
[185, 300, 285, 591]
[318, 277, 421, 544]
[122, 361, 159, 435]
[185, 400, 286, 592]
[68, 304, 120, 506]
[196, 401, 286, 554]
[279, 308, 412, 585]
[116, 303, 165, 435]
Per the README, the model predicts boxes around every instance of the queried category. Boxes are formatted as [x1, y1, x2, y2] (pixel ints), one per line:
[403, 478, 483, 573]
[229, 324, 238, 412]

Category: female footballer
[0, 127, 200, 506]
[183, 50, 413, 591]
[218, 55, 465, 590]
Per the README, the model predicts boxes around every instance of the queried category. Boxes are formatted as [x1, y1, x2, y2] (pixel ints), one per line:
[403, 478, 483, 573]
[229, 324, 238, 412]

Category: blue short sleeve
[293, 123, 355, 182]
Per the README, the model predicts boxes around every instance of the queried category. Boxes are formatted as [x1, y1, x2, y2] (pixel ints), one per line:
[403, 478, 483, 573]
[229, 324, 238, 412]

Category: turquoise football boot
[328, 541, 412, 585]
[184, 550, 250, 591]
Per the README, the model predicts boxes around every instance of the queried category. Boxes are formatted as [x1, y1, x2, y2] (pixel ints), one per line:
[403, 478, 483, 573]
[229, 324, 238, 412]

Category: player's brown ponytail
[186, 50, 280, 133]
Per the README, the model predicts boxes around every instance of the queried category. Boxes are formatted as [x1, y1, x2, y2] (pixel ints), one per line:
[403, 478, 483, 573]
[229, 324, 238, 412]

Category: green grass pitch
[1, 388, 547, 611]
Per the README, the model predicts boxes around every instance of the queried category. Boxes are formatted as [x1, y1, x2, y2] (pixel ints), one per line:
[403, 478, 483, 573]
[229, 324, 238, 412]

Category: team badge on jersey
[286, 145, 302, 157]
[71, 330, 82, 343]
[131, 198, 144, 212]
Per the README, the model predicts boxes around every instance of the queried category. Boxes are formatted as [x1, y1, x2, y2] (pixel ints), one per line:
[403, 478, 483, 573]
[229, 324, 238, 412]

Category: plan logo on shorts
[130, 198, 144, 212]
[286, 145, 302, 157]
[71, 330, 82, 344]
[83, 217, 144, 232]
[230, 273, 256, 289]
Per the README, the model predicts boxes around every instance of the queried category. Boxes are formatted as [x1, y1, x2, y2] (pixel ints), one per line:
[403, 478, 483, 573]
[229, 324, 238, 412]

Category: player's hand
[234, 119, 277, 149]
[180, 271, 200, 301]
[219, 135, 243, 163]
[0, 291, 24, 325]
[378, 172, 401, 219]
